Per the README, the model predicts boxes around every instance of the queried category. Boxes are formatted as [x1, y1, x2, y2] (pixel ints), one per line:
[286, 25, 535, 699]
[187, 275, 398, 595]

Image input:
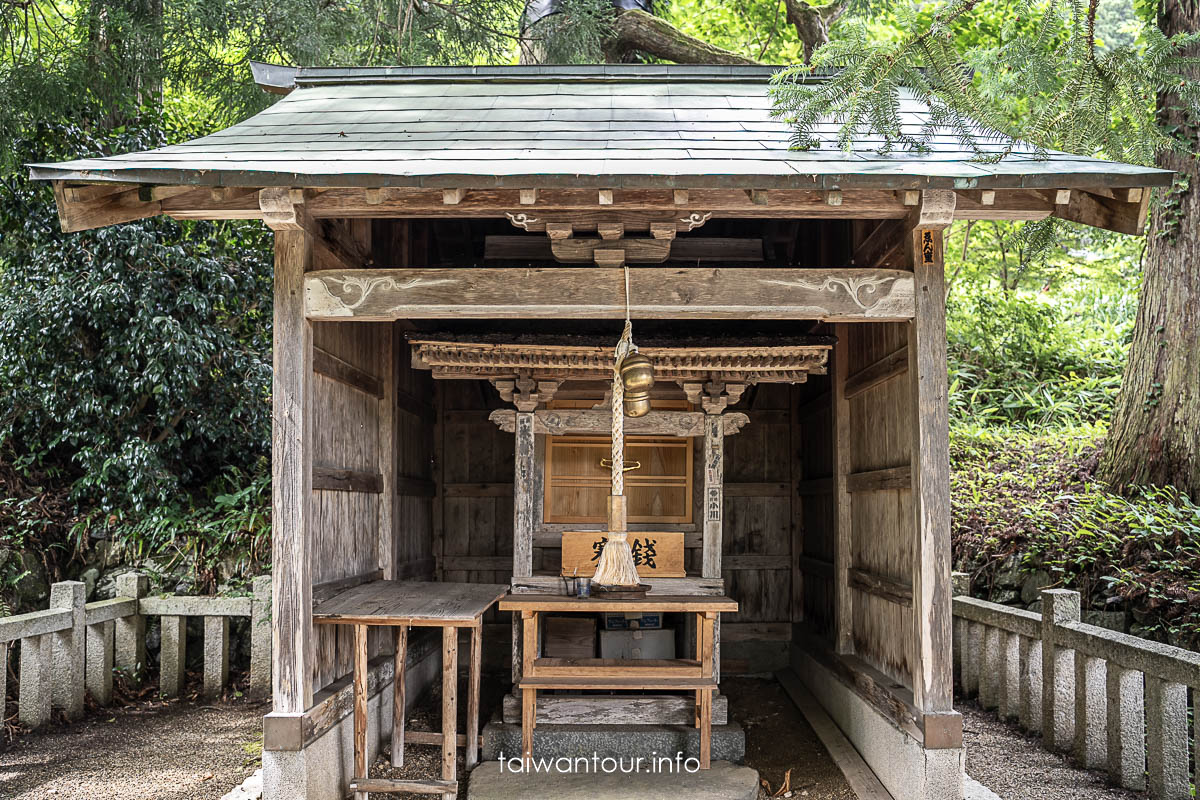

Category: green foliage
[946, 285, 1134, 428]
[0, 118, 273, 513]
[952, 426, 1200, 648]
[84, 464, 272, 593]
[532, 0, 615, 64]
[770, 0, 1200, 164]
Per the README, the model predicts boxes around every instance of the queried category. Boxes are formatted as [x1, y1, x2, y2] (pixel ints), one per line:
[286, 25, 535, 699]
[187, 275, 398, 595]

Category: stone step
[481, 720, 745, 764]
[466, 759, 759, 800]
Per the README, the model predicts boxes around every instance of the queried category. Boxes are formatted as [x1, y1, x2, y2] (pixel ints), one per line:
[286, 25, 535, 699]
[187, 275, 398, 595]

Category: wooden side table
[498, 594, 738, 769]
[314, 580, 508, 799]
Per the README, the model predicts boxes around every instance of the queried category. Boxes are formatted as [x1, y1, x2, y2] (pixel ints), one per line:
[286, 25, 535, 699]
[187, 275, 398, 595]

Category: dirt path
[0, 696, 266, 800]
[960, 701, 1140, 800]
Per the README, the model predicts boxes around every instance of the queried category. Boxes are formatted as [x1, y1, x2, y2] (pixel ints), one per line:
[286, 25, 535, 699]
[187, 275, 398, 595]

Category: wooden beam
[271, 226, 314, 713]
[489, 409, 750, 437]
[907, 215, 954, 715]
[312, 467, 384, 493]
[483, 236, 762, 263]
[52, 181, 159, 232]
[844, 345, 908, 399]
[849, 567, 914, 607]
[847, 465, 912, 493]
[312, 346, 384, 398]
[1051, 189, 1151, 235]
[305, 268, 916, 322]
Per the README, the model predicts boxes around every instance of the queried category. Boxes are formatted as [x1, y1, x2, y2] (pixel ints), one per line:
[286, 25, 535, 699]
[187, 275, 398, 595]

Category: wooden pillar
[512, 410, 536, 579]
[379, 298, 397, 582]
[831, 324, 853, 655]
[907, 190, 955, 714]
[701, 415, 723, 682]
[268, 199, 315, 714]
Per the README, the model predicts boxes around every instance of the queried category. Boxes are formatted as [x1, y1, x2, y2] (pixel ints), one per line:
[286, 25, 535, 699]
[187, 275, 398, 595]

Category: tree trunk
[1099, 0, 1200, 495]
[605, 9, 758, 64]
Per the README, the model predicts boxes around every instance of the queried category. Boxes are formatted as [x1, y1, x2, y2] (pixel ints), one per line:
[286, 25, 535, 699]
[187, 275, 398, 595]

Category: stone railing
[952, 573, 1200, 800]
[1, 573, 271, 729]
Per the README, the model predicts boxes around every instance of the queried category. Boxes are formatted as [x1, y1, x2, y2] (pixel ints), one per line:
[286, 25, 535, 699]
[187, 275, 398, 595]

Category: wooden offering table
[499, 594, 738, 769]
[313, 580, 508, 798]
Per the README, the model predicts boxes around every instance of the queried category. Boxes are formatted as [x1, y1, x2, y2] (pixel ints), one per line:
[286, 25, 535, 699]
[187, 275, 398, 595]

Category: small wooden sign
[560, 531, 685, 578]
[919, 229, 937, 265]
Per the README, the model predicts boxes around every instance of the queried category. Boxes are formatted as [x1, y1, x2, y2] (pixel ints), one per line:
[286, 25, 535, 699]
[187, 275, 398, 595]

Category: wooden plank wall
[843, 321, 915, 687]
[722, 384, 794, 624]
[309, 320, 390, 692]
[796, 374, 835, 641]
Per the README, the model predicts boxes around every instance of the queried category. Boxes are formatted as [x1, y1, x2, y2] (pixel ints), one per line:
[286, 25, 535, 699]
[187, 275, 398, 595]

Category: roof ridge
[291, 64, 800, 86]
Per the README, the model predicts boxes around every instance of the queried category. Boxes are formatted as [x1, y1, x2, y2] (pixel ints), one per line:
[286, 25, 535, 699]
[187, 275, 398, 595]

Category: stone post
[85, 620, 115, 706]
[1001, 632, 1021, 721]
[1019, 635, 1043, 734]
[250, 575, 273, 697]
[951, 572, 969, 693]
[964, 621, 982, 697]
[160, 616, 187, 697]
[980, 625, 1002, 710]
[114, 572, 148, 684]
[18, 633, 52, 728]
[204, 615, 230, 697]
[1106, 665, 1145, 791]
[1041, 588, 1079, 752]
[1074, 653, 1106, 769]
[49, 580, 86, 718]
[1146, 676, 1189, 799]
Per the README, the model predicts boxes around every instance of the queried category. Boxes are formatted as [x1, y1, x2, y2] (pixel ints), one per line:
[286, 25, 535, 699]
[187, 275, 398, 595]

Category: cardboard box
[542, 615, 597, 659]
[600, 629, 676, 660]
[603, 612, 662, 630]
[560, 530, 684, 578]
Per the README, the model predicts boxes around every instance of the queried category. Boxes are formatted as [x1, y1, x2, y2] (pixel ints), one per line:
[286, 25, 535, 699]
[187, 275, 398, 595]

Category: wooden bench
[499, 594, 738, 770]
[314, 580, 508, 799]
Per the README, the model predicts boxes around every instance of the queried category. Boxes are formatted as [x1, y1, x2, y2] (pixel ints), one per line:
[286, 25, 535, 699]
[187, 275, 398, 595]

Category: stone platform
[465, 759, 759, 800]
[481, 719, 746, 764]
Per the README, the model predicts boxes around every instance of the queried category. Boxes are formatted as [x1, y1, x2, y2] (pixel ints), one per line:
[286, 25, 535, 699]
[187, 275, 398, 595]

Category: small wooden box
[560, 530, 685, 578]
[542, 615, 598, 659]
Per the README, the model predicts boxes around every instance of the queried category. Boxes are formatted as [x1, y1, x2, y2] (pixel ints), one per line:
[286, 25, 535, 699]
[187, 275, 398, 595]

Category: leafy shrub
[951, 426, 1200, 649]
[0, 119, 273, 513]
[947, 287, 1132, 428]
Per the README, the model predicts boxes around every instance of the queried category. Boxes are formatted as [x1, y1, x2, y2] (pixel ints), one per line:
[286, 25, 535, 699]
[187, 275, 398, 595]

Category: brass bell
[619, 351, 654, 418]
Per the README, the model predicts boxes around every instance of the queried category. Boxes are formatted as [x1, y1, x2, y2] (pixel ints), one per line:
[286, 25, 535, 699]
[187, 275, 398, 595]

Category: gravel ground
[724, 677, 855, 800]
[0, 695, 267, 800]
[961, 701, 1141, 800]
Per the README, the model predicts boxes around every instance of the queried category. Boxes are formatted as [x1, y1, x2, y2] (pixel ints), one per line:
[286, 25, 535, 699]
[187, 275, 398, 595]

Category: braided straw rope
[592, 268, 640, 587]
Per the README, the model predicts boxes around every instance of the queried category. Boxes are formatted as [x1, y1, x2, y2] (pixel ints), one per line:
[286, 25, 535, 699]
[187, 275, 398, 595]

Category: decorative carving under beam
[681, 381, 748, 415]
[304, 268, 916, 322]
[489, 409, 749, 437]
[492, 376, 561, 412]
[504, 212, 712, 236]
[409, 338, 830, 384]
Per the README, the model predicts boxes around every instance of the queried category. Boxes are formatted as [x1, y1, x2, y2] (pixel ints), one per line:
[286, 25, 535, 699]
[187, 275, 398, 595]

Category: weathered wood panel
[304, 268, 916, 321]
[842, 320, 917, 689]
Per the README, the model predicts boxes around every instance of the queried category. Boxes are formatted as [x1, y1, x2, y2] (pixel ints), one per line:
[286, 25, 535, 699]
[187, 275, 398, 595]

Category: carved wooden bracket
[504, 211, 714, 264]
[489, 408, 750, 436]
[492, 375, 561, 412]
[681, 380, 748, 415]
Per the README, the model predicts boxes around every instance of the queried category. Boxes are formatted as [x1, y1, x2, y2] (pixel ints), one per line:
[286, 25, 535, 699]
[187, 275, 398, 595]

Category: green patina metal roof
[28, 65, 1171, 191]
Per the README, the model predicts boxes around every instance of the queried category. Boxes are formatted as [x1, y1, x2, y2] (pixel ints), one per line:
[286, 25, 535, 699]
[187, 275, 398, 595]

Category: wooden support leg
[392, 625, 408, 767]
[466, 624, 482, 770]
[353, 624, 369, 797]
[442, 626, 458, 800]
[522, 686, 536, 765]
[700, 688, 713, 770]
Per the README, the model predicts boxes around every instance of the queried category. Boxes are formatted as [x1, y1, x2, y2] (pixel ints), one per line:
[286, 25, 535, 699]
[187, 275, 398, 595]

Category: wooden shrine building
[32, 65, 1170, 800]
